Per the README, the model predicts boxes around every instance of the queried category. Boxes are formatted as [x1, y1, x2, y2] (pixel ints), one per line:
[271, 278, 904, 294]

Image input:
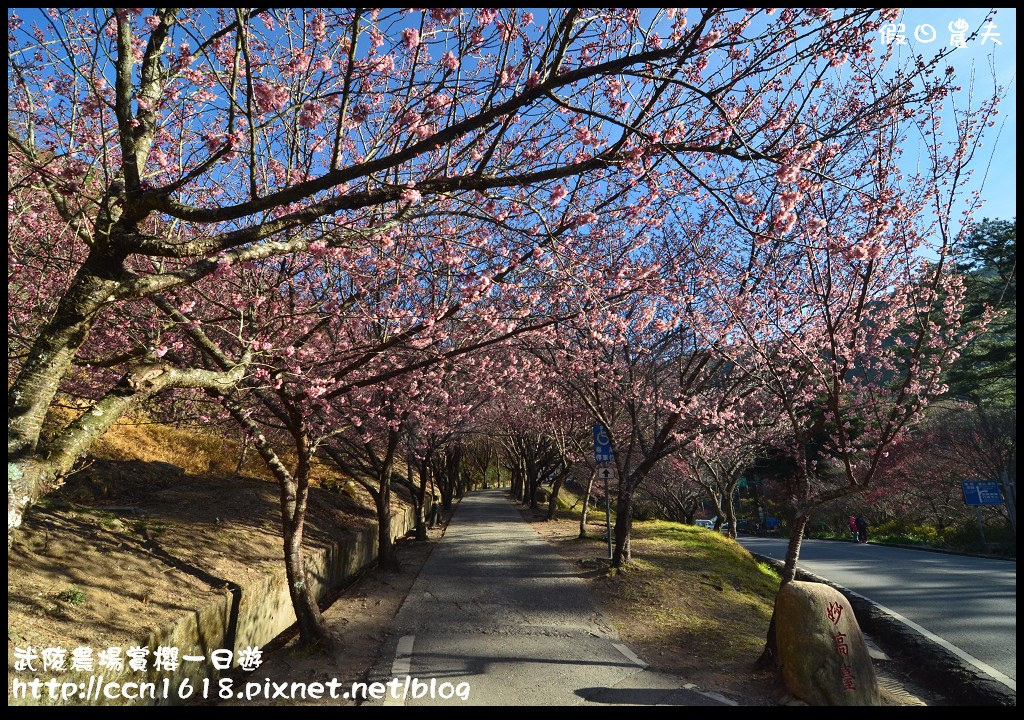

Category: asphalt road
[369, 490, 732, 706]
[736, 536, 1016, 690]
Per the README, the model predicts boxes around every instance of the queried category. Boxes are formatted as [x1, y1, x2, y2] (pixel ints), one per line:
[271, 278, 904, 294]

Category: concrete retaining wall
[12, 506, 415, 706]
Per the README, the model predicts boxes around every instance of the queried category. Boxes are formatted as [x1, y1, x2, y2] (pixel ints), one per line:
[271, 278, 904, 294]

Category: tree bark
[546, 473, 565, 520]
[376, 488, 398, 570]
[282, 504, 327, 644]
[612, 483, 634, 567]
[710, 492, 725, 532]
[579, 469, 595, 539]
[8, 262, 121, 464]
[757, 513, 809, 668]
[414, 457, 429, 541]
[223, 395, 326, 645]
[724, 482, 739, 539]
[781, 513, 808, 584]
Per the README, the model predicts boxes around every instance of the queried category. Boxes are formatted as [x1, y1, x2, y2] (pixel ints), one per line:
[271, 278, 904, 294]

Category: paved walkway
[368, 490, 731, 706]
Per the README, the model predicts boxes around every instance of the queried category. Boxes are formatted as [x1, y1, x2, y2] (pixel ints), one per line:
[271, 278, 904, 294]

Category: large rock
[775, 581, 881, 705]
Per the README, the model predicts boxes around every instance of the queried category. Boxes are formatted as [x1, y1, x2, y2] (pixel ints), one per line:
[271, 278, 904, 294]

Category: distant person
[855, 516, 868, 544]
[849, 516, 859, 542]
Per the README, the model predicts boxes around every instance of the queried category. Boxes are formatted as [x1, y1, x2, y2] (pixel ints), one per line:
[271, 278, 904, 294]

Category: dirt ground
[6, 455, 405, 697]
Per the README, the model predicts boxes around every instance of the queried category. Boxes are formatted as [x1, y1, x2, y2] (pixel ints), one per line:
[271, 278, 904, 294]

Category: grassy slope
[531, 487, 780, 685]
[617, 520, 780, 665]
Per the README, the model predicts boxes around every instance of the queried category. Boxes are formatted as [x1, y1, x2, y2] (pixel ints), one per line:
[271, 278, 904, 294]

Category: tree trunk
[8, 459, 55, 549]
[282, 509, 327, 644]
[234, 432, 249, 476]
[781, 513, 808, 584]
[579, 469, 595, 539]
[415, 458, 430, 541]
[223, 396, 326, 646]
[546, 474, 565, 520]
[510, 456, 525, 502]
[376, 468, 399, 571]
[456, 467, 466, 499]
[7, 261, 125, 545]
[524, 453, 538, 508]
[757, 513, 809, 668]
[710, 492, 725, 532]
[724, 482, 738, 539]
[9, 264, 119, 457]
[612, 483, 634, 567]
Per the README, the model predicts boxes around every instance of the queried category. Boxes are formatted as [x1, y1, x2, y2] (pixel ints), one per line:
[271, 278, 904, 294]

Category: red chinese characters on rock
[840, 664, 856, 692]
[827, 601, 843, 625]
[827, 603, 855, 691]
[833, 631, 850, 656]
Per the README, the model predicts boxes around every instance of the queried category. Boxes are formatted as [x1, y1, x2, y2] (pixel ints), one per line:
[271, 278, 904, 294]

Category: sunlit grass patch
[596, 518, 781, 666]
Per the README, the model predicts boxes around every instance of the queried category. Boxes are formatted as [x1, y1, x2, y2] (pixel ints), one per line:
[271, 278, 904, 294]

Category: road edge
[749, 552, 1016, 707]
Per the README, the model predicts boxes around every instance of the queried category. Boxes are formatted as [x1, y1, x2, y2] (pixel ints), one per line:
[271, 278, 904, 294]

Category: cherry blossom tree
[529, 285, 752, 566]
[867, 401, 1016, 536]
[9, 8, 942, 547]
[670, 393, 781, 539]
[689, 60, 1002, 665]
[637, 468, 706, 526]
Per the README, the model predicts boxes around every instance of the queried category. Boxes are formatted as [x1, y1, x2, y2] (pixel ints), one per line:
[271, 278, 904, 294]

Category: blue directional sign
[962, 481, 1003, 506]
[593, 424, 613, 463]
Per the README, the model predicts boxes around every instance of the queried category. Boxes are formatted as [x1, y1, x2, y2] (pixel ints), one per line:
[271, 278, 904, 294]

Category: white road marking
[695, 690, 738, 706]
[382, 634, 415, 706]
[682, 682, 738, 706]
[612, 642, 648, 668]
[843, 588, 1016, 693]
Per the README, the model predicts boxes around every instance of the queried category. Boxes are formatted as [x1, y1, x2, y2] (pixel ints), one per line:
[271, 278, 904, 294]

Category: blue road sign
[593, 424, 613, 463]
[962, 481, 1003, 506]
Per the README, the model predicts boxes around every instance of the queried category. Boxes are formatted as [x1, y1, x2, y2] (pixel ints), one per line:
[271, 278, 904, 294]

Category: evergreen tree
[946, 218, 1016, 405]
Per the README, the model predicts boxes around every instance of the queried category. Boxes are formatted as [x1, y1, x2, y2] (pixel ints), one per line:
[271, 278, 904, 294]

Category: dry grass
[88, 415, 415, 513]
[95, 418, 268, 478]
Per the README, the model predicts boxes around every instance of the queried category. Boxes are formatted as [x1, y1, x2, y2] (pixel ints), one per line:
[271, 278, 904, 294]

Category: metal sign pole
[975, 506, 987, 548]
[593, 424, 616, 562]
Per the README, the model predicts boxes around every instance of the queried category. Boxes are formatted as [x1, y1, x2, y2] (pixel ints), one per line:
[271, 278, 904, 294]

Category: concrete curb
[750, 552, 1016, 706]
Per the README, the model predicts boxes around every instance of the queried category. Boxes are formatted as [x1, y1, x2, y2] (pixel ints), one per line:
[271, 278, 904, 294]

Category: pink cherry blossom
[441, 51, 459, 71]
[401, 28, 419, 50]
[299, 101, 325, 129]
[697, 31, 722, 51]
[549, 185, 569, 207]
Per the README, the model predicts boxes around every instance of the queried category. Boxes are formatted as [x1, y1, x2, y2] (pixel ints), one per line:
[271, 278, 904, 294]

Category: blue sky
[891, 8, 1017, 223]
[10, 8, 1015, 227]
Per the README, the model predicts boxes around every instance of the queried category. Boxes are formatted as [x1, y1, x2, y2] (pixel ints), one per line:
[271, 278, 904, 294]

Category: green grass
[549, 484, 617, 525]
[591, 518, 781, 666]
[55, 587, 87, 606]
